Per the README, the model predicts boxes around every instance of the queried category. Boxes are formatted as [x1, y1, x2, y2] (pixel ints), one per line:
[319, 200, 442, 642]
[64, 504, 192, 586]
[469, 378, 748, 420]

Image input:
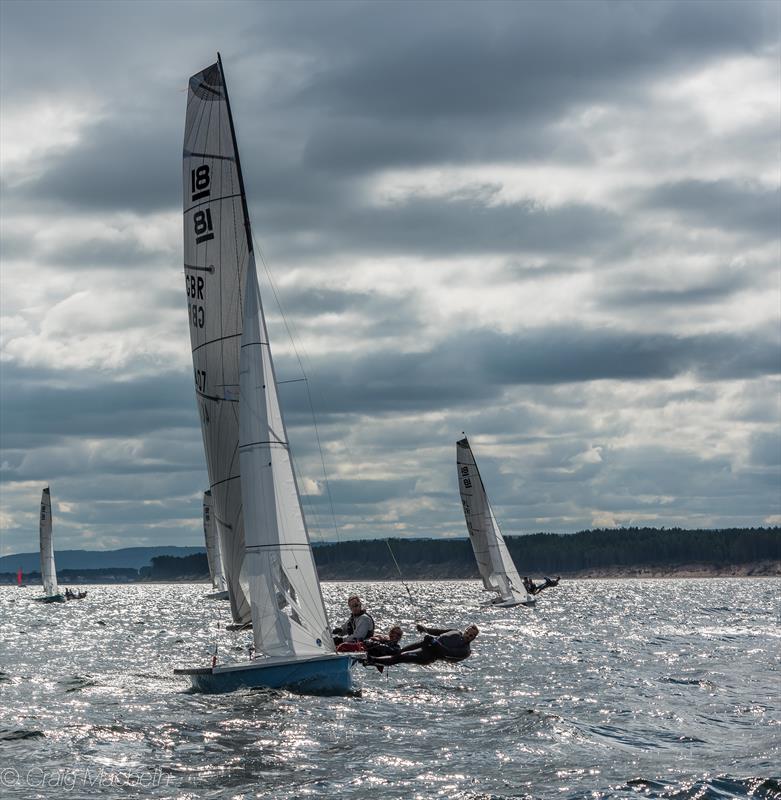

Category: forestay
[457, 437, 531, 605]
[39, 487, 58, 598]
[203, 490, 227, 592]
[183, 61, 251, 625]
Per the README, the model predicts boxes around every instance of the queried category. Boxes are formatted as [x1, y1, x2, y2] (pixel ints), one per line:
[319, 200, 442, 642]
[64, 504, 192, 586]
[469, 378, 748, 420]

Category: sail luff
[39, 487, 58, 597]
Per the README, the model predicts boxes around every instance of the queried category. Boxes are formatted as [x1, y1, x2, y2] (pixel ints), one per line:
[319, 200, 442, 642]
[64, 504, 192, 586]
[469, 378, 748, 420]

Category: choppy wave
[0, 578, 777, 798]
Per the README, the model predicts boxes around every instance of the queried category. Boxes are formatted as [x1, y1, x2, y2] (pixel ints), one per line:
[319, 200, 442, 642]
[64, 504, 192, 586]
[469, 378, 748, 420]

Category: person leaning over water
[523, 576, 560, 595]
[364, 625, 403, 657]
[332, 595, 375, 646]
[366, 623, 479, 667]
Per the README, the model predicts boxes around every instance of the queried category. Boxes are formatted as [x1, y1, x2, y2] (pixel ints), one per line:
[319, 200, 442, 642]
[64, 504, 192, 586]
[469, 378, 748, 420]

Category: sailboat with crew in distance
[174, 54, 353, 695]
[457, 436, 537, 608]
[34, 486, 87, 603]
[33, 487, 86, 603]
[34, 487, 64, 603]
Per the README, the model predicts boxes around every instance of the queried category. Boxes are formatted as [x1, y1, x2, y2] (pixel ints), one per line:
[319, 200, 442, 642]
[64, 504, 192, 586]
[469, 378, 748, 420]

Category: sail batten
[457, 437, 531, 605]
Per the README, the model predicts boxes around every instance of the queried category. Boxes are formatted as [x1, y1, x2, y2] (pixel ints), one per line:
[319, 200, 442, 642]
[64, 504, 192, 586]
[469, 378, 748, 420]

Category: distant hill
[0, 546, 205, 573]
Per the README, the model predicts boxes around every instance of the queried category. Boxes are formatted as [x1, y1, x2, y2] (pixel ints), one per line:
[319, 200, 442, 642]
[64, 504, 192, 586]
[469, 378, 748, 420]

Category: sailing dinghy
[457, 437, 535, 607]
[34, 487, 64, 603]
[174, 56, 351, 695]
[203, 490, 229, 599]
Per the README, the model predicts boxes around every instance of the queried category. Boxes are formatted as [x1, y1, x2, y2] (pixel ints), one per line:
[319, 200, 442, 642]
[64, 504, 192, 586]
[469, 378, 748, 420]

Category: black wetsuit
[365, 638, 401, 657]
[368, 626, 472, 666]
[524, 576, 560, 595]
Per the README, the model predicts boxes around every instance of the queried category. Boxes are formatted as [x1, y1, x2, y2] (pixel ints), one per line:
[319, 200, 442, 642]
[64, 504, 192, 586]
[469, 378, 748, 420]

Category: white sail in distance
[183, 61, 251, 625]
[457, 437, 531, 605]
[239, 258, 334, 657]
[203, 490, 227, 592]
[39, 487, 58, 597]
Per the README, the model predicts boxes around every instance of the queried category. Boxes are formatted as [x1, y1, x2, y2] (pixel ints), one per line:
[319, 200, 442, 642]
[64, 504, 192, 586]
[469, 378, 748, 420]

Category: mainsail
[203, 490, 227, 592]
[183, 60, 251, 625]
[185, 57, 333, 659]
[456, 437, 531, 605]
[39, 487, 58, 598]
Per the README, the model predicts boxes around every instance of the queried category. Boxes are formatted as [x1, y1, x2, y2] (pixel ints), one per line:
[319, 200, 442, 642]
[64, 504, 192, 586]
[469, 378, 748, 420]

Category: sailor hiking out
[522, 576, 560, 596]
[366, 623, 479, 667]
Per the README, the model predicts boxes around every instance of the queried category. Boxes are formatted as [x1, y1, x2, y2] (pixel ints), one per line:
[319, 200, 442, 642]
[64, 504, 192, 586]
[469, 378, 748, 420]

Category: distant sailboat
[457, 437, 534, 607]
[35, 487, 64, 603]
[17, 568, 23, 587]
[174, 56, 351, 694]
[203, 490, 228, 599]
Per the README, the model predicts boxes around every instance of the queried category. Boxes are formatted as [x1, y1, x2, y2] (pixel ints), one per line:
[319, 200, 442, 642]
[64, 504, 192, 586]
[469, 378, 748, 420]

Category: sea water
[0, 579, 778, 799]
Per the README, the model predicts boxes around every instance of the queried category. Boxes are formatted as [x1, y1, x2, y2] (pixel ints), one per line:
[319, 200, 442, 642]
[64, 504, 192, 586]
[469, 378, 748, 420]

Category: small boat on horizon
[34, 487, 64, 603]
[33, 488, 88, 603]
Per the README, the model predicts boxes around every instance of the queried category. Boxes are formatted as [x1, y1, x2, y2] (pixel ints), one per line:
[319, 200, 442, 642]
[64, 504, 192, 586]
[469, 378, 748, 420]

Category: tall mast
[217, 52, 254, 255]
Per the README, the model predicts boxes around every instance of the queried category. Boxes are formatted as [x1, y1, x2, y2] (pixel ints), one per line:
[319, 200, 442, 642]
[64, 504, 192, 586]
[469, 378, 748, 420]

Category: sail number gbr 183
[187, 164, 213, 329]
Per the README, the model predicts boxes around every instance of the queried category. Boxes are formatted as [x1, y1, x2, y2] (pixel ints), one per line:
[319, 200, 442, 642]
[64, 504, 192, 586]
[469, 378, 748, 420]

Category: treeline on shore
[2, 528, 777, 584]
[314, 527, 781, 579]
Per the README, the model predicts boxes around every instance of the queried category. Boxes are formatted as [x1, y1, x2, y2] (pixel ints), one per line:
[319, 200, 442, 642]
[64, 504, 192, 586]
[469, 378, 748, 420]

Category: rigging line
[385, 539, 422, 620]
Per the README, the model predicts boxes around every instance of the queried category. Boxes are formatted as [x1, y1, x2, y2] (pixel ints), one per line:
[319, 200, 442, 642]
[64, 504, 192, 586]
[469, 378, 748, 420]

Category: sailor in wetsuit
[332, 595, 375, 646]
[523, 576, 560, 595]
[364, 625, 403, 657]
[366, 623, 479, 667]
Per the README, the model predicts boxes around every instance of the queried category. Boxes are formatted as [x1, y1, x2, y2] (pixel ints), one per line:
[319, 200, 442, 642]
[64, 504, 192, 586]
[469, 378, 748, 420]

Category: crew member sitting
[332, 595, 375, 646]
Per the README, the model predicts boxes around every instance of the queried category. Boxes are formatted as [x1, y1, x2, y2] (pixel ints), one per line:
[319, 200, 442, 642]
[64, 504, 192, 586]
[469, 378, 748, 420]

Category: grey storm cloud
[1, 0, 778, 547]
[267, 286, 398, 317]
[7, 321, 775, 456]
[6, 0, 775, 222]
[598, 269, 757, 310]
[300, 115, 560, 175]
[280, 325, 781, 419]
[260, 194, 623, 259]
[0, 364, 197, 451]
[12, 113, 181, 214]
[287, 1, 774, 120]
[641, 179, 781, 238]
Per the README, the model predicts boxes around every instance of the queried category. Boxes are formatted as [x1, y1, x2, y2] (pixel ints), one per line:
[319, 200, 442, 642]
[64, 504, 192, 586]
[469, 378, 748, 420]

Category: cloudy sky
[1, 0, 779, 555]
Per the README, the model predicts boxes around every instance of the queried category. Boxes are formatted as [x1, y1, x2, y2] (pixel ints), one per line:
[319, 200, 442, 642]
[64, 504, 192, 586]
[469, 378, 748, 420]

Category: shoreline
[2, 563, 779, 587]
